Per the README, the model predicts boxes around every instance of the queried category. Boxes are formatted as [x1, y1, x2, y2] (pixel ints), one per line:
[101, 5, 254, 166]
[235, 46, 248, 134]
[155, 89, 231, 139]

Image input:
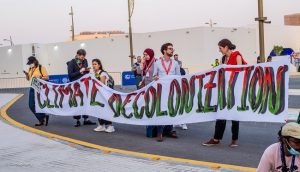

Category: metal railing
[0, 73, 122, 89]
[0, 77, 29, 89]
[0, 69, 189, 90]
[107, 72, 122, 86]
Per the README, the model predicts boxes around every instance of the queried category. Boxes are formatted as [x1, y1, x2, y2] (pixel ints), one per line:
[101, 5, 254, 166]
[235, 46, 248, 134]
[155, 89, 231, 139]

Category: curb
[0, 94, 256, 172]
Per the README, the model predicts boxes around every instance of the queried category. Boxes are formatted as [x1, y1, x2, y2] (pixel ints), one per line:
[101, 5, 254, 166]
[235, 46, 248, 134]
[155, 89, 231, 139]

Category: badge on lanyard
[161, 58, 172, 75]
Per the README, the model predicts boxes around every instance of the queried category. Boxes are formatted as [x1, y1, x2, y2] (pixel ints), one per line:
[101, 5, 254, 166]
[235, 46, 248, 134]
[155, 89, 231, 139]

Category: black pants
[157, 125, 173, 136]
[213, 120, 239, 140]
[73, 115, 89, 120]
[98, 118, 112, 125]
[29, 88, 47, 123]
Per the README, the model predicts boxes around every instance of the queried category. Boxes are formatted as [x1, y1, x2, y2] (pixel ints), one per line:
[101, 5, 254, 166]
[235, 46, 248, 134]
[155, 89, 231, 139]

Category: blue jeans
[29, 88, 46, 123]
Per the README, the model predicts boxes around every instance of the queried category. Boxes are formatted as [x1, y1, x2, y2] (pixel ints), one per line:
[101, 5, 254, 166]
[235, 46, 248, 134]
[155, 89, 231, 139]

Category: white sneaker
[181, 124, 188, 130]
[105, 125, 115, 133]
[94, 125, 106, 132]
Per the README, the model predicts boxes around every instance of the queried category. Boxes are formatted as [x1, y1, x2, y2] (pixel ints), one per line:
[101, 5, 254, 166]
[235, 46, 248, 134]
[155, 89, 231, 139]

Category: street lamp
[128, 0, 135, 67]
[3, 36, 13, 46]
[255, 0, 271, 63]
[69, 6, 75, 41]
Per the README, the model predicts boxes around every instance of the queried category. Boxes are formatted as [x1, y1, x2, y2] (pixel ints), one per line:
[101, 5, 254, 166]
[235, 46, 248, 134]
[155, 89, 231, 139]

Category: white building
[0, 25, 299, 86]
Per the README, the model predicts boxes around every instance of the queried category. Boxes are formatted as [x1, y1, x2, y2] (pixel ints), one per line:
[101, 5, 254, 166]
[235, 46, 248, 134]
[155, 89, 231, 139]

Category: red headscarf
[142, 48, 155, 76]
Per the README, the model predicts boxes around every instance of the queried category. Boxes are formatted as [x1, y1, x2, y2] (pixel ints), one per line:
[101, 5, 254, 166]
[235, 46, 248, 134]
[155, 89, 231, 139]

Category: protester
[173, 54, 188, 130]
[267, 55, 272, 62]
[139, 48, 158, 138]
[211, 59, 220, 67]
[67, 49, 96, 127]
[139, 48, 156, 87]
[174, 54, 186, 75]
[152, 42, 180, 142]
[91, 59, 115, 133]
[291, 52, 299, 59]
[202, 39, 247, 147]
[132, 56, 143, 89]
[257, 56, 261, 64]
[257, 122, 300, 171]
[24, 56, 49, 126]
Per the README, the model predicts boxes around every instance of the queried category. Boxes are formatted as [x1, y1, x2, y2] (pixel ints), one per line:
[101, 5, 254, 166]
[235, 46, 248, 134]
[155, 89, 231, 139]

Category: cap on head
[27, 56, 37, 65]
[282, 122, 300, 139]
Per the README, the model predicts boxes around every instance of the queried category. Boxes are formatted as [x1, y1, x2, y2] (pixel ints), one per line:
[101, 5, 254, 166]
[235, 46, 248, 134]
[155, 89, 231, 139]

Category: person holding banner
[257, 122, 300, 171]
[139, 48, 156, 87]
[67, 49, 96, 127]
[139, 48, 159, 138]
[152, 43, 180, 142]
[203, 39, 247, 147]
[132, 56, 143, 89]
[91, 58, 115, 133]
[24, 56, 49, 126]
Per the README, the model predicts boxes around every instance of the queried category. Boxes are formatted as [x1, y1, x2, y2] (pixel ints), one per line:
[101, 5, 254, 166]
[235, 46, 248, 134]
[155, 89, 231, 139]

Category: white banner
[34, 58, 290, 125]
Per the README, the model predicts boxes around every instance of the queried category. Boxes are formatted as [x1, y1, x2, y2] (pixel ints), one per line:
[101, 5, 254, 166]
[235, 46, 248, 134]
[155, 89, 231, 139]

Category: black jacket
[67, 58, 88, 82]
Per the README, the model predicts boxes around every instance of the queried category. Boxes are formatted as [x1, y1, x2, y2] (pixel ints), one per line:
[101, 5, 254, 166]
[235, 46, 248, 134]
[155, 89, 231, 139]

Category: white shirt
[93, 70, 109, 86]
[153, 57, 180, 77]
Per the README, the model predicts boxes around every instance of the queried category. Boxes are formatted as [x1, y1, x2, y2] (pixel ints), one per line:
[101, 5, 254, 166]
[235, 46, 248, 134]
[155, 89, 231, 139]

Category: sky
[0, 0, 299, 45]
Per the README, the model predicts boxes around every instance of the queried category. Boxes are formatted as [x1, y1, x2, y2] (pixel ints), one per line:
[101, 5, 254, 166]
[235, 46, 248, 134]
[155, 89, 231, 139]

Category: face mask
[286, 139, 300, 156]
[30, 64, 35, 68]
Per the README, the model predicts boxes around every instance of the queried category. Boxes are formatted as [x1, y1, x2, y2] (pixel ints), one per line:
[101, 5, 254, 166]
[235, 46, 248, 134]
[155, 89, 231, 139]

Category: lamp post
[69, 6, 75, 41]
[128, 0, 135, 67]
[3, 36, 13, 46]
[255, 0, 271, 63]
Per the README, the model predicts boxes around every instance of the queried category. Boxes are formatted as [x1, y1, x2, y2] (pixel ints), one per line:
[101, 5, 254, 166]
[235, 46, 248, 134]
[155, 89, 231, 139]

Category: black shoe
[35, 122, 44, 126]
[44, 115, 49, 126]
[83, 120, 96, 125]
[74, 120, 81, 127]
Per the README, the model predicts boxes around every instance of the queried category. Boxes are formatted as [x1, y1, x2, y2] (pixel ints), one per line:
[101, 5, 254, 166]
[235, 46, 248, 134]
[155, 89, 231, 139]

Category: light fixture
[232, 28, 238, 32]
[80, 43, 86, 47]
[7, 48, 12, 53]
[53, 45, 58, 50]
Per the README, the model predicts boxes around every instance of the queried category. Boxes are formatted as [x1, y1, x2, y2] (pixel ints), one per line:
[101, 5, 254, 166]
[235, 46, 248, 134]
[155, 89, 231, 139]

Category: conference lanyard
[144, 58, 155, 76]
[280, 143, 296, 172]
[161, 58, 172, 75]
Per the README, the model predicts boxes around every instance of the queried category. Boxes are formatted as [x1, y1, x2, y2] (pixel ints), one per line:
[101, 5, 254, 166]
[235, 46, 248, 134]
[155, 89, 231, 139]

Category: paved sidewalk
[0, 94, 243, 172]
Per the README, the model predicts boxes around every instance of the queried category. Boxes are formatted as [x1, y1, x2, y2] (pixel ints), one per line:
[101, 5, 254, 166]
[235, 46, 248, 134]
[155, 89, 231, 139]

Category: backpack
[38, 65, 43, 77]
[37, 64, 48, 81]
[100, 70, 115, 89]
[180, 68, 186, 75]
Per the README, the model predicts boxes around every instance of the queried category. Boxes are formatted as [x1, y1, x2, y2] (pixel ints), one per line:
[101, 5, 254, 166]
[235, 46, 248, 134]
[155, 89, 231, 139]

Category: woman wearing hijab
[138, 48, 160, 139]
[139, 48, 156, 87]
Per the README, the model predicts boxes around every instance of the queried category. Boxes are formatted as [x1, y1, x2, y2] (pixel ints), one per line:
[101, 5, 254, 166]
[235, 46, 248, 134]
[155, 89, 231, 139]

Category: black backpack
[37, 64, 49, 81]
[180, 68, 186, 75]
[99, 70, 115, 89]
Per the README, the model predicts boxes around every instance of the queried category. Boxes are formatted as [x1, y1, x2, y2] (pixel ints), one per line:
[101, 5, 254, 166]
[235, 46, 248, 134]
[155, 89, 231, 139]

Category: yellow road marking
[0, 94, 256, 171]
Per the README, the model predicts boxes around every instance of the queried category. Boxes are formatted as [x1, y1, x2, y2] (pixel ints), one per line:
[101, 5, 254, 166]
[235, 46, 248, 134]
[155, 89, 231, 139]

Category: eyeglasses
[167, 47, 174, 51]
